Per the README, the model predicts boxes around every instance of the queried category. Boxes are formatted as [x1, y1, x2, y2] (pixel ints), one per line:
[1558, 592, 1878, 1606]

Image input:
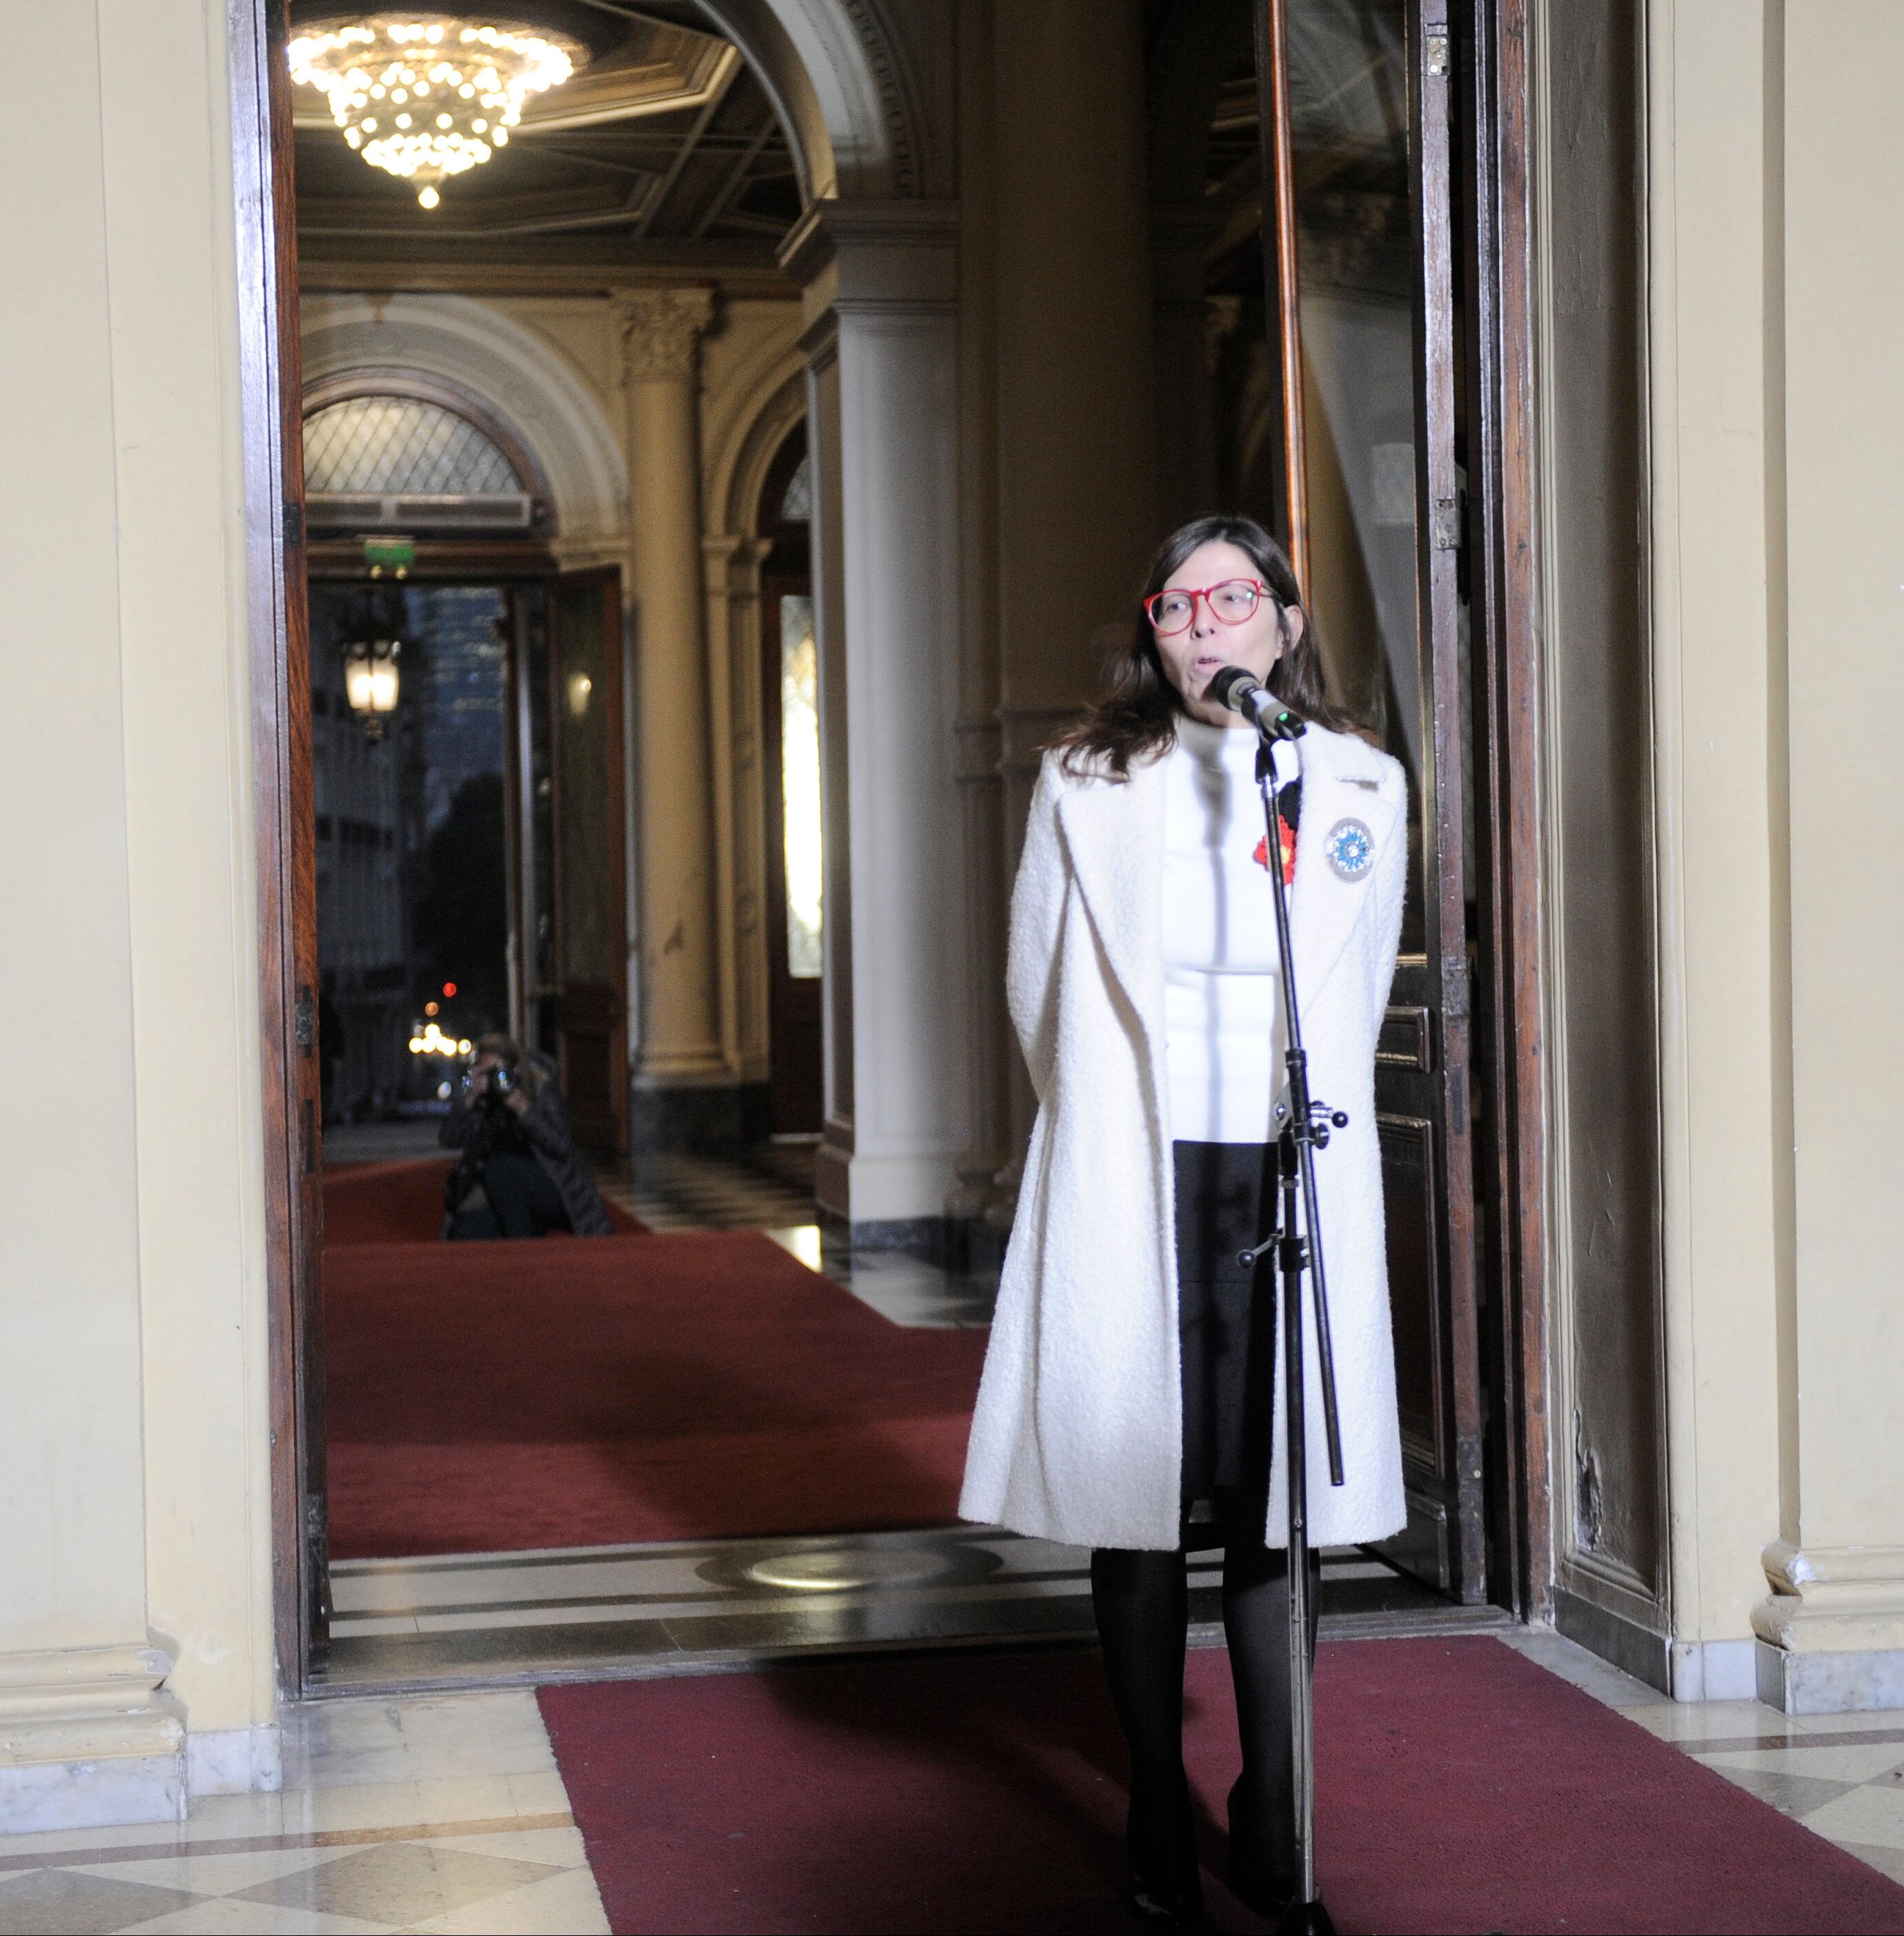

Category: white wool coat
[960, 723, 1410, 1552]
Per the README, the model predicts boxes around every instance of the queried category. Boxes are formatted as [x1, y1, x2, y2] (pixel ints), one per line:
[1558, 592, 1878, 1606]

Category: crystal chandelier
[288, 14, 586, 208]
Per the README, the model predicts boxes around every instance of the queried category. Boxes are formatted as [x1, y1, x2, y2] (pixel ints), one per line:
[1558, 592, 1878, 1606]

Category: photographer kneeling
[440, 1035, 614, 1239]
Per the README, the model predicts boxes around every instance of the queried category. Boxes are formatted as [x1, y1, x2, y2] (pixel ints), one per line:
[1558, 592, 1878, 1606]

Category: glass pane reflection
[780, 595, 823, 979]
[1289, 0, 1426, 947]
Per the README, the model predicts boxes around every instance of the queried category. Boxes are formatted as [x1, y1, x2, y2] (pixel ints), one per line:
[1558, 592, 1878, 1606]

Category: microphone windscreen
[1206, 665, 1260, 713]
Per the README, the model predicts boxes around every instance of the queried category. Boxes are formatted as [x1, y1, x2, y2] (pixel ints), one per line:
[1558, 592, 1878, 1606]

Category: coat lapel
[1052, 728, 1398, 1079]
[1286, 726, 1402, 1012]
[1055, 755, 1167, 1057]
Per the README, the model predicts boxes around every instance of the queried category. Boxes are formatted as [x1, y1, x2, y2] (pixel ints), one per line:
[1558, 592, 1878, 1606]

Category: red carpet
[539, 1636, 1904, 1935]
[324, 1232, 986, 1558]
[323, 1157, 644, 1243]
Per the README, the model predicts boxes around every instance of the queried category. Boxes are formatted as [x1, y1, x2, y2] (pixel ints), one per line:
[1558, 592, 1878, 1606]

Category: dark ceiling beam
[632, 50, 740, 237]
[690, 110, 778, 239]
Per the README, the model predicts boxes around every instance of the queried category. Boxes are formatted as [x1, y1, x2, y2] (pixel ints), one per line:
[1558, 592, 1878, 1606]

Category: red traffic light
[442, 981, 457, 998]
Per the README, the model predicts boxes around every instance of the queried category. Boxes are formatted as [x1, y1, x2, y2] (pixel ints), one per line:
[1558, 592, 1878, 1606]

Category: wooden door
[761, 579, 824, 1134]
[1265, 0, 1485, 1599]
[547, 568, 629, 1154]
[245, 0, 328, 1676]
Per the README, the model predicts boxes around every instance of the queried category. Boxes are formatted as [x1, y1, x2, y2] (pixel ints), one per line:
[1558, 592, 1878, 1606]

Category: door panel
[548, 568, 628, 1154]
[1269, 0, 1485, 1598]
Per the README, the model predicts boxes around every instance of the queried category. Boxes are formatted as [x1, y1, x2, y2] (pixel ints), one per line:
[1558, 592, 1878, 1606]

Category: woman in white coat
[960, 515, 1408, 1924]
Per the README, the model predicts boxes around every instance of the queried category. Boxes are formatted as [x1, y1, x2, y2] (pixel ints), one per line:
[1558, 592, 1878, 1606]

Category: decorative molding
[299, 292, 628, 547]
[840, 0, 920, 197]
[615, 286, 717, 381]
[776, 198, 958, 305]
[1754, 1542, 1904, 1656]
[0, 1641, 186, 1833]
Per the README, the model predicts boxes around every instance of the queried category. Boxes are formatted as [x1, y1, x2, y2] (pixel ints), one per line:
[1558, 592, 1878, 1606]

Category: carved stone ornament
[617, 287, 717, 381]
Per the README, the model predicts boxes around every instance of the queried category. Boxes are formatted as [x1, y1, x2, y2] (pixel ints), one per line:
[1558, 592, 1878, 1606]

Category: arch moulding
[299, 293, 628, 558]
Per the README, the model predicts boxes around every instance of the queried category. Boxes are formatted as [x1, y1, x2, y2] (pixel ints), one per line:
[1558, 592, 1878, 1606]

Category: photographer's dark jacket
[439, 1052, 615, 1237]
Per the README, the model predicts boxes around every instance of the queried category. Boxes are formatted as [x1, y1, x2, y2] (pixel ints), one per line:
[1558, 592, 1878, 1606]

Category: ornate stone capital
[615, 287, 716, 382]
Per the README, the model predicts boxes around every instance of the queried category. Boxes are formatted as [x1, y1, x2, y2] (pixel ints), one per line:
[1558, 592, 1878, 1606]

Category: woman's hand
[502, 1088, 530, 1118]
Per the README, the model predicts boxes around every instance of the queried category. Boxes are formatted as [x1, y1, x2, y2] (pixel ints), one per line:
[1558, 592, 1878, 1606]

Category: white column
[615, 289, 726, 1112]
[780, 202, 971, 1237]
[702, 530, 775, 1086]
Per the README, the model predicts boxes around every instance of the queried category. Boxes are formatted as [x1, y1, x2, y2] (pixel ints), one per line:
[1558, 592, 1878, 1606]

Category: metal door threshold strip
[315, 1526, 1514, 1695]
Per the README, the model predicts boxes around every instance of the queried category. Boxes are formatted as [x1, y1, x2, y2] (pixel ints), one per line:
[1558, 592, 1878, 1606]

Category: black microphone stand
[1236, 711, 1348, 1936]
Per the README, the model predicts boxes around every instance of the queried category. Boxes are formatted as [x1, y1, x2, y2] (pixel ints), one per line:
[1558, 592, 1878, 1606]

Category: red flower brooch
[1253, 820, 1298, 886]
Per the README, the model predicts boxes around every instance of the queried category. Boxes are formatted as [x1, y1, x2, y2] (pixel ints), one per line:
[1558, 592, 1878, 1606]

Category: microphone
[1206, 665, 1307, 742]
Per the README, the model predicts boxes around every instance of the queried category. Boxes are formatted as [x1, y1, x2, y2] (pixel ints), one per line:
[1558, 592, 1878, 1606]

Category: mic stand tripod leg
[1274, 1130, 1333, 1936]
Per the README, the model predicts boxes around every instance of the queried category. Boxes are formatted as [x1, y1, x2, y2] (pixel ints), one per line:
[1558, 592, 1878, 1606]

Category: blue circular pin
[1325, 817, 1374, 881]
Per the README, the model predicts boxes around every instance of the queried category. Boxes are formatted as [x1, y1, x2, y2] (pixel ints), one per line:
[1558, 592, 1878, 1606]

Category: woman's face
[1151, 538, 1304, 729]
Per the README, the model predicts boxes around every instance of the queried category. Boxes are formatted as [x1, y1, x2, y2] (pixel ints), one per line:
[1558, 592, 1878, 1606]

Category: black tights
[1091, 1519, 1320, 1884]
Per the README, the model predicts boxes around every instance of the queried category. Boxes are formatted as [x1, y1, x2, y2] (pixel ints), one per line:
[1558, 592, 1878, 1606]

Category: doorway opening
[244, 0, 1545, 1696]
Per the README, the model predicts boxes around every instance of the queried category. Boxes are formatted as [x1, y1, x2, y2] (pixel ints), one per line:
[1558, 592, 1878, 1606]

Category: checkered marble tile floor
[593, 1146, 1001, 1329]
[10, 1646, 1904, 1929]
[0, 1691, 605, 1934]
[1621, 1697, 1904, 1886]
[598, 1146, 819, 1233]
[1494, 1632, 1904, 1889]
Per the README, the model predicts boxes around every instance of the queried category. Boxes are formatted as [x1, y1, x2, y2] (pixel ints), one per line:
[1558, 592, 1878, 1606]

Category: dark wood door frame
[1460, 0, 1551, 1623]
[231, 0, 324, 1692]
[1256, 0, 1549, 1619]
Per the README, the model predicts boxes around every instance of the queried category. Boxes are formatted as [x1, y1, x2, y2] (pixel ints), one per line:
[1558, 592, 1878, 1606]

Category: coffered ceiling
[290, 1, 802, 290]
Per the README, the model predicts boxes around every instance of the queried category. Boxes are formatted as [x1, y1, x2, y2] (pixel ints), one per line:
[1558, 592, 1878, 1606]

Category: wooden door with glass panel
[1269, 0, 1484, 1599]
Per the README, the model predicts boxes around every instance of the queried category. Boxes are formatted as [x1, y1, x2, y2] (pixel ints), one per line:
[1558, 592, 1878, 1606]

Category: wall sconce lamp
[343, 637, 401, 739]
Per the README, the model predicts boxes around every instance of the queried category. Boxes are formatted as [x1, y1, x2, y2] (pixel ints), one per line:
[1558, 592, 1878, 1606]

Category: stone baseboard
[0, 1746, 184, 1835]
[186, 1723, 283, 1797]
[628, 1080, 772, 1155]
[0, 1641, 187, 1833]
[1669, 1637, 1758, 1702]
[1756, 1639, 1904, 1715]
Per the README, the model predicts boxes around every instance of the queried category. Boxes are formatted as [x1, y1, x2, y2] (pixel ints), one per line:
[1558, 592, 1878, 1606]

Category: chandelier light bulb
[288, 13, 584, 208]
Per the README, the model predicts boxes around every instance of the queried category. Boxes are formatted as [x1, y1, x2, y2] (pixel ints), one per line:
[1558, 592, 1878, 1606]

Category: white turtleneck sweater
[1162, 715, 1289, 1144]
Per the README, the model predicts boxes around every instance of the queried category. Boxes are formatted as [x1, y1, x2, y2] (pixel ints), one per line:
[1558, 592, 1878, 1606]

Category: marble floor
[0, 1691, 606, 1935]
[324, 1530, 1478, 1692]
[10, 1640, 1904, 1933]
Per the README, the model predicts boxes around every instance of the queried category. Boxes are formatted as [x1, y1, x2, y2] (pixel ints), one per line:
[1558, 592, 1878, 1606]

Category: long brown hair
[1051, 515, 1365, 780]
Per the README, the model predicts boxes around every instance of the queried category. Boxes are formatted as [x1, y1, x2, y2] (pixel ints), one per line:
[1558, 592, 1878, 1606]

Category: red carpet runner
[539, 1637, 1904, 1935]
[324, 1230, 985, 1558]
[324, 1157, 645, 1243]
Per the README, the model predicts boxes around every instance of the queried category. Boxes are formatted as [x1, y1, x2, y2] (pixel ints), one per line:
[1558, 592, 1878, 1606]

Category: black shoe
[1127, 1774, 1204, 1928]
[1226, 1774, 1297, 1918]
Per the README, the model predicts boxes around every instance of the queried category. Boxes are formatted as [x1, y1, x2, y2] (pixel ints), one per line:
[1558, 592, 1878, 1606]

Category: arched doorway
[755, 424, 821, 1135]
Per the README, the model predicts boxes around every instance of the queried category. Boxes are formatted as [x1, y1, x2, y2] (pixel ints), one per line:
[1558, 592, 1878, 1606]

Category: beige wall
[0, 0, 276, 1811]
[1638, 0, 1904, 1700]
[1643, 0, 1787, 1666]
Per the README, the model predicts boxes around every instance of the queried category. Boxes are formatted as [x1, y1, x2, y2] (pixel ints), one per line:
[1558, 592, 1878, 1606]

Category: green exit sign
[363, 536, 416, 573]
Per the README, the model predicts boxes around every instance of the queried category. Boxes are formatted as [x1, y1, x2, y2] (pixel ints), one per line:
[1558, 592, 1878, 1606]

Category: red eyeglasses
[1143, 579, 1274, 635]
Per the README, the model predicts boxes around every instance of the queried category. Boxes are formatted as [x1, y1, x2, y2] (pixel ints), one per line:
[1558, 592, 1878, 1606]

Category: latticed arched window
[302, 392, 541, 534]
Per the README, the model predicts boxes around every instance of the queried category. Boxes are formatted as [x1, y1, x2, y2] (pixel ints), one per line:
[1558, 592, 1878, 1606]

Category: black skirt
[1174, 1138, 1280, 1513]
